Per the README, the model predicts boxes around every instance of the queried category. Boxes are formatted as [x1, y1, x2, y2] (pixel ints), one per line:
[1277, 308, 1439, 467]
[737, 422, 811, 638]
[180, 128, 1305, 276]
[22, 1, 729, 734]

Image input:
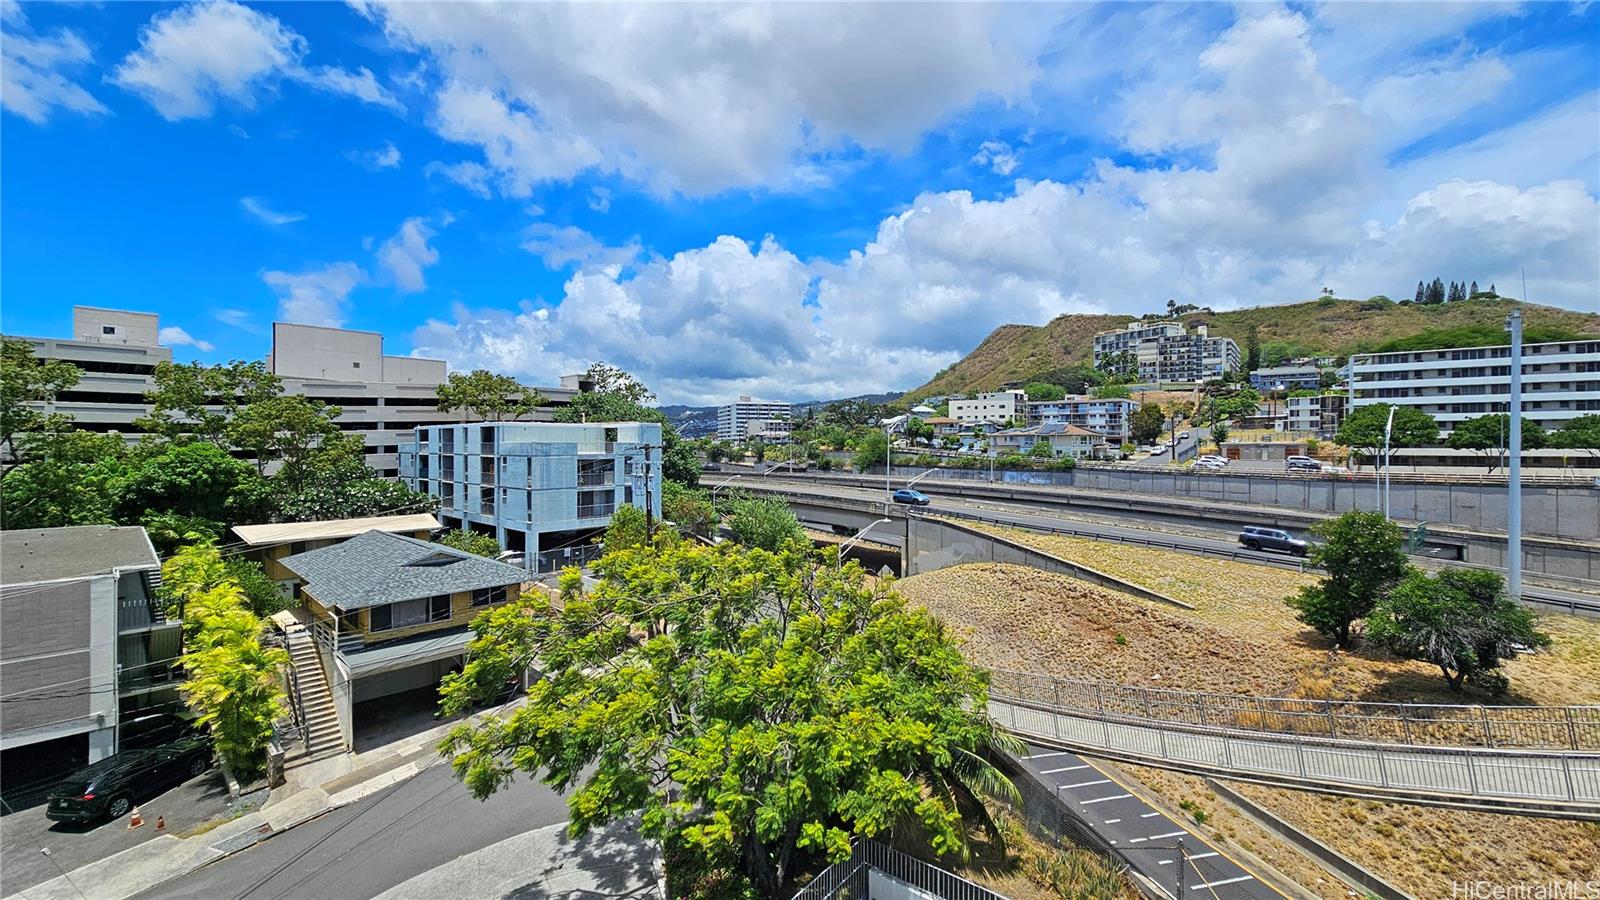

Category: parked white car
[1194, 458, 1227, 470]
[1197, 454, 1230, 466]
[1321, 464, 1350, 475]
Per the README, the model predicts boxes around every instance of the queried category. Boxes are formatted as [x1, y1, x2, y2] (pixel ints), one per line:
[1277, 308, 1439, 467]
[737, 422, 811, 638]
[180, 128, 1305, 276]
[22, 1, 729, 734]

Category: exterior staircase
[285, 628, 345, 760]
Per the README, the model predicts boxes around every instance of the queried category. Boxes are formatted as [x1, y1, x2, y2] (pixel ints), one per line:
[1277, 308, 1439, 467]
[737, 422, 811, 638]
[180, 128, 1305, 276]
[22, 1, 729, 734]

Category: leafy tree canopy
[1336, 404, 1439, 455]
[438, 536, 1014, 894]
[1129, 404, 1165, 445]
[555, 369, 697, 487]
[1446, 414, 1548, 468]
[1548, 415, 1600, 451]
[439, 529, 503, 558]
[851, 429, 889, 473]
[0, 431, 127, 530]
[1368, 568, 1549, 694]
[436, 369, 546, 421]
[602, 504, 649, 554]
[1286, 510, 1409, 646]
[1022, 382, 1065, 401]
[226, 395, 344, 478]
[1091, 383, 1131, 400]
[663, 481, 716, 537]
[137, 360, 280, 446]
[115, 441, 270, 527]
[721, 493, 805, 551]
[1, 338, 82, 482]
[1374, 325, 1586, 353]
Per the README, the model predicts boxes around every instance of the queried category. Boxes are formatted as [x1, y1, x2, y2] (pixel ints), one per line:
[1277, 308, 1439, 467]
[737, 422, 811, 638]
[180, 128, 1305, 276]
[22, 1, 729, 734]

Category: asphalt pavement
[126, 761, 599, 900]
[1016, 743, 1285, 900]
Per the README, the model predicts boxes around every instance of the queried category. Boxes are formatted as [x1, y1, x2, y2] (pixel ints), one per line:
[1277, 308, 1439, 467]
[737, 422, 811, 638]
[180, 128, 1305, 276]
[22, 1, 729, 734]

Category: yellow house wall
[303, 583, 526, 645]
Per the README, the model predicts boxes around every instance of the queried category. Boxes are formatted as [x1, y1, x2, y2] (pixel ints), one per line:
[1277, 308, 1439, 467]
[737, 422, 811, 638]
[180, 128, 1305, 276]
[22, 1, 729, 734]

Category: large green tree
[1368, 568, 1549, 694]
[1129, 403, 1165, 444]
[438, 536, 1016, 895]
[0, 430, 128, 529]
[1336, 403, 1439, 467]
[270, 444, 435, 522]
[0, 338, 82, 484]
[1548, 415, 1600, 452]
[721, 493, 805, 551]
[1446, 414, 1548, 470]
[226, 395, 345, 478]
[554, 368, 697, 487]
[137, 360, 281, 446]
[114, 441, 269, 526]
[662, 480, 716, 536]
[1022, 382, 1065, 401]
[438, 529, 503, 557]
[1286, 510, 1409, 646]
[436, 369, 546, 421]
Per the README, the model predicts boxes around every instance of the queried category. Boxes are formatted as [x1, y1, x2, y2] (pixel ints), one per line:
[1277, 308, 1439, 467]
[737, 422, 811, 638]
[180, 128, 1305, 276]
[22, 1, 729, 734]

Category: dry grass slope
[906, 297, 1600, 398]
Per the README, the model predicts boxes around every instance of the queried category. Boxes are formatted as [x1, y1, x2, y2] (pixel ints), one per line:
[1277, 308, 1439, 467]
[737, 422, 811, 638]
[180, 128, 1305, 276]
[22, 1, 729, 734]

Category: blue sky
[3, 1, 1597, 404]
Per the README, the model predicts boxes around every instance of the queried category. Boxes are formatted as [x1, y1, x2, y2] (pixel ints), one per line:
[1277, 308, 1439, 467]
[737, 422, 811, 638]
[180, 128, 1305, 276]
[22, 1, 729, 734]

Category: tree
[1130, 404, 1164, 444]
[1097, 351, 1138, 379]
[227, 557, 298, 618]
[436, 369, 546, 422]
[137, 360, 280, 446]
[115, 441, 270, 527]
[0, 430, 128, 530]
[439, 529, 502, 557]
[1023, 382, 1065, 401]
[140, 511, 224, 555]
[166, 545, 287, 774]
[1092, 383, 1131, 400]
[1469, 280, 1479, 297]
[662, 481, 716, 536]
[1286, 511, 1409, 646]
[722, 494, 805, 551]
[270, 449, 435, 522]
[582, 362, 656, 405]
[1446, 414, 1548, 470]
[1547, 415, 1600, 451]
[1368, 568, 1549, 694]
[226, 395, 345, 479]
[1211, 387, 1260, 422]
[1414, 281, 1426, 304]
[437, 536, 1016, 895]
[1028, 440, 1055, 458]
[1427, 277, 1445, 304]
[905, 417, 936, 446]
[851, 430, 888, 473]
[0, 338, 82, 484]
[1336, 404, 1439, 467]
[602, 504, 650, 554]
[1245, 325, 1261, 372]
[1210, 421, 1230, 448]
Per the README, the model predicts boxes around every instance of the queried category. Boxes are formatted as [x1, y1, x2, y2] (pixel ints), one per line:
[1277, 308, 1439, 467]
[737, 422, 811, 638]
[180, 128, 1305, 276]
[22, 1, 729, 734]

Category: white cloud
[112, 0, 400, 120]
[158, 326, 216, 353]
[377, 217, 439, 293]
[1, 5, 108, 124]
[521, 224, 639, 270]
[240, 196, 305, 226]
[425, 159, 493, 197]
[262, 262, 366, 326]
[587, 186, 611, 213]
[349, 140, 403, 170]
[970, 140, 1019, 176]
[360, 2, 1042, 195]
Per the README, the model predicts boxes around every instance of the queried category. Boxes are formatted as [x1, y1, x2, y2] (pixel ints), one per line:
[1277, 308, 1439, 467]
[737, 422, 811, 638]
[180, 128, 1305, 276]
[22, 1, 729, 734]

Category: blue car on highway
[891, 488, 931, 506]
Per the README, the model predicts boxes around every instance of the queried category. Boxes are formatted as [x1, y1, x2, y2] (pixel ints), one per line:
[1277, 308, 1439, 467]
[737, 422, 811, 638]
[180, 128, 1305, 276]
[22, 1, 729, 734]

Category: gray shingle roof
[279, 530, 527, 610]
[2, 526, 159, 586]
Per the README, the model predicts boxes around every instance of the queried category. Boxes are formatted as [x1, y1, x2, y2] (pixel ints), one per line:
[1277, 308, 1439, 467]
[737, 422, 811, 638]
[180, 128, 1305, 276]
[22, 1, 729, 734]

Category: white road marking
[1139, 812, 1162, 818]
[1103, 818, 1121, 824]
[1026, 751, 1071, 760]
[1079, 793, 1133, 805]
[1040, 765, 1092, 774]
[1060, 779, 1111, 789]
[1191, 876, 1254, 890]
[1148, 831, 1189, 840]
[1158, 853, 1217, 866]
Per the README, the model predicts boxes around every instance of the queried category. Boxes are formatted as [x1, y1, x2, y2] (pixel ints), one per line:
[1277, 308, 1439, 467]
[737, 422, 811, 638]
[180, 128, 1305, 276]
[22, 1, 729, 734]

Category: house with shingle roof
[278, 530, 530, 749]
[990, 422, 1109, 460]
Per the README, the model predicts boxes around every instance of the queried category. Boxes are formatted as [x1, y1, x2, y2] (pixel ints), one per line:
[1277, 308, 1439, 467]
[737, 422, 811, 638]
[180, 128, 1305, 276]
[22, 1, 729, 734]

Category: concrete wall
[73, 306, 159, 345]
[0, 577, 117, 759]
[877, 465, 1598, 541]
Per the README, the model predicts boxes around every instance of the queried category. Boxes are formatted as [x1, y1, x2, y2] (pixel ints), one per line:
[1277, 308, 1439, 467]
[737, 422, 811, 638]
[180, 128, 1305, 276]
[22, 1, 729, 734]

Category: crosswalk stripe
[1026, 751, 1071, 760]
[1060, 779, 1111, 789]
[1191, 876, 1254, 890]
[1040, 765, 1092, 774]
[1079, 793, 1132, 805]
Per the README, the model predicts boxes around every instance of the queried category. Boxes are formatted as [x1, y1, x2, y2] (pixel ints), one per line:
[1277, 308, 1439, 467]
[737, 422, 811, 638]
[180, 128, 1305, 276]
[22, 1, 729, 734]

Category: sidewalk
[10, 708, 505, 900]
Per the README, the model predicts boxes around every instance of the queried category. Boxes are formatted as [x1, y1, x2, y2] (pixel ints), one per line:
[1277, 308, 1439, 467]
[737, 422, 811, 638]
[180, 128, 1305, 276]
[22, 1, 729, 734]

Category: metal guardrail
[990, 695, 1600, 812]
[791, 838, 1008, 900]
[987, 669, 1600, 751]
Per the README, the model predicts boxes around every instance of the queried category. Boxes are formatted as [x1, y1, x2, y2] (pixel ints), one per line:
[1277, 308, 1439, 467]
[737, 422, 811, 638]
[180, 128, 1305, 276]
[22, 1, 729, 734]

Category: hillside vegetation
[908, 297, 1600, 398]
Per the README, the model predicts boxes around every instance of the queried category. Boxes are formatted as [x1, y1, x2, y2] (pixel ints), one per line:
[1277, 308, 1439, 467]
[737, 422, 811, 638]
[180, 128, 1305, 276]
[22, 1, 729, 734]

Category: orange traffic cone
[155, 816, 166, 831]
[128, 807, 144, 829]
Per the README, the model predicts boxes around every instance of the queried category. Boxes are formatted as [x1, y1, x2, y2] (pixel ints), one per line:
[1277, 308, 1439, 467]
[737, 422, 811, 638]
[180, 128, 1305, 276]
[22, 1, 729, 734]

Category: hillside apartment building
[1092, 320, 1240, 383]
[9, 306, 582, 477]
[1025, 397, 1138, 442]
[399, 421, 663, 572]
[948, 390, 1027, 425]
[716, 397, 792, 442]
[1, 527, 177, 786]
[1347, 338, 1600, 435]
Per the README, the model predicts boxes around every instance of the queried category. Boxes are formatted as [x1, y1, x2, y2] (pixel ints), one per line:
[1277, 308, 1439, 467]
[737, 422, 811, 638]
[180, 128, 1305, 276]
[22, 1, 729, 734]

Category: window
[472, 586, 508, 607]
[353, 361, 361, 368]
[102, 325, 116, 335]
[370, 595, 452, 631]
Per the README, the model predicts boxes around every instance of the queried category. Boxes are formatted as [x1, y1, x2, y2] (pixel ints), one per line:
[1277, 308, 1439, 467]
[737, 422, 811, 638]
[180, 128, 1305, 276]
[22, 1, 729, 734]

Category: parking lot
[0, 766, 238, 897]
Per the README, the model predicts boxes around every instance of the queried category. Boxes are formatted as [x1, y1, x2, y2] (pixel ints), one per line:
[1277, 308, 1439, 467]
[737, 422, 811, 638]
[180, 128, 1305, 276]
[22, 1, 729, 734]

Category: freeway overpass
[731, 475, 1600, 616]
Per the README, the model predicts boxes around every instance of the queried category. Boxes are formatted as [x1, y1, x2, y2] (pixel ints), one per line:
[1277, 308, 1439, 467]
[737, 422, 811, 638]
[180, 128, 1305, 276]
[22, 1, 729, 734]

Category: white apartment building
[1348, 338, 1600, 434]
[9, 307, 578, 477]
[1092, 320, 1240, 383]
[1285, 393, 1348, 437]
[398, 421, 662, 572]
[716, 397, 791, 442]
[949, 390, 1027, 425]
[1026, 397, 1139, 441]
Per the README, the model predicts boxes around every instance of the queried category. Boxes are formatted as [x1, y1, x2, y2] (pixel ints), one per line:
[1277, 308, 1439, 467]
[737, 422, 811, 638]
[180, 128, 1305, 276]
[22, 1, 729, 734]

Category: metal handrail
[986, 668, 1600, 751]
[791, 838, 1008, 900]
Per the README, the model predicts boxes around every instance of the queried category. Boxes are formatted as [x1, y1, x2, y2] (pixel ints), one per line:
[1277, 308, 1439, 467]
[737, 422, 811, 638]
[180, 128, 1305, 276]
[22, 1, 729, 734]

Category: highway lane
[1016, 743, 1285, 900]
[745, 477, 1600, 611]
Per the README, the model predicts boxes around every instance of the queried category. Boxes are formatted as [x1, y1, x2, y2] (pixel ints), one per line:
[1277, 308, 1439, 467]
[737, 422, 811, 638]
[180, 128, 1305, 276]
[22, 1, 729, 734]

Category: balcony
[577, 470, 613, 487]
[576, 503, 616, 520]
[119, 595, 174, 631]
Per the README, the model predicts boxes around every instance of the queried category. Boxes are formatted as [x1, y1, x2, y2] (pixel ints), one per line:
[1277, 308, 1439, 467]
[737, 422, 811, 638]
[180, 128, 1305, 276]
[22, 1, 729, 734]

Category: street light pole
[1381, 405, 1396, 520]
[1506, 307, 1523, 600]
[837, 517, 892, 567]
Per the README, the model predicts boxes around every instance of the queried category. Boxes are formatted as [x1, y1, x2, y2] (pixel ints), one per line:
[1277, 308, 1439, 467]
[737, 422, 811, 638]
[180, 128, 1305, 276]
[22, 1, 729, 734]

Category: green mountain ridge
[906, 297, 1600, 399]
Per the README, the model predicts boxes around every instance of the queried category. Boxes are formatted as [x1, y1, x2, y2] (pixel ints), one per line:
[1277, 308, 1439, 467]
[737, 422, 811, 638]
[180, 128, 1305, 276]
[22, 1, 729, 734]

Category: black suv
[1238, 526, 1309, 557]
[46, 735, 213, 823]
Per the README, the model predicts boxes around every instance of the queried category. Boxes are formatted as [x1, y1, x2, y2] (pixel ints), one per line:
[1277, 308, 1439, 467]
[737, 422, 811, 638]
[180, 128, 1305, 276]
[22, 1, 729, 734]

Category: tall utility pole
[642, 443, 655, 536]
[1506, 307, 1523, 600]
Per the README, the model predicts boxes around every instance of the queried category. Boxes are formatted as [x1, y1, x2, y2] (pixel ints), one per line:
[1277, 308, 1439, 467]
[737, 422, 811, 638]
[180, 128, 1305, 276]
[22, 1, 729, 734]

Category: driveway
[0, 767, 238, 897]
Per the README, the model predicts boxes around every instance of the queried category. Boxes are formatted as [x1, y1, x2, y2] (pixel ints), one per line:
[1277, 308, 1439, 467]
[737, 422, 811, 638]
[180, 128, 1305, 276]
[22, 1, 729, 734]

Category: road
[746, 476, 1599, 612]
[1017, 743, 1284, 900]
[126, 762, 646, 900]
